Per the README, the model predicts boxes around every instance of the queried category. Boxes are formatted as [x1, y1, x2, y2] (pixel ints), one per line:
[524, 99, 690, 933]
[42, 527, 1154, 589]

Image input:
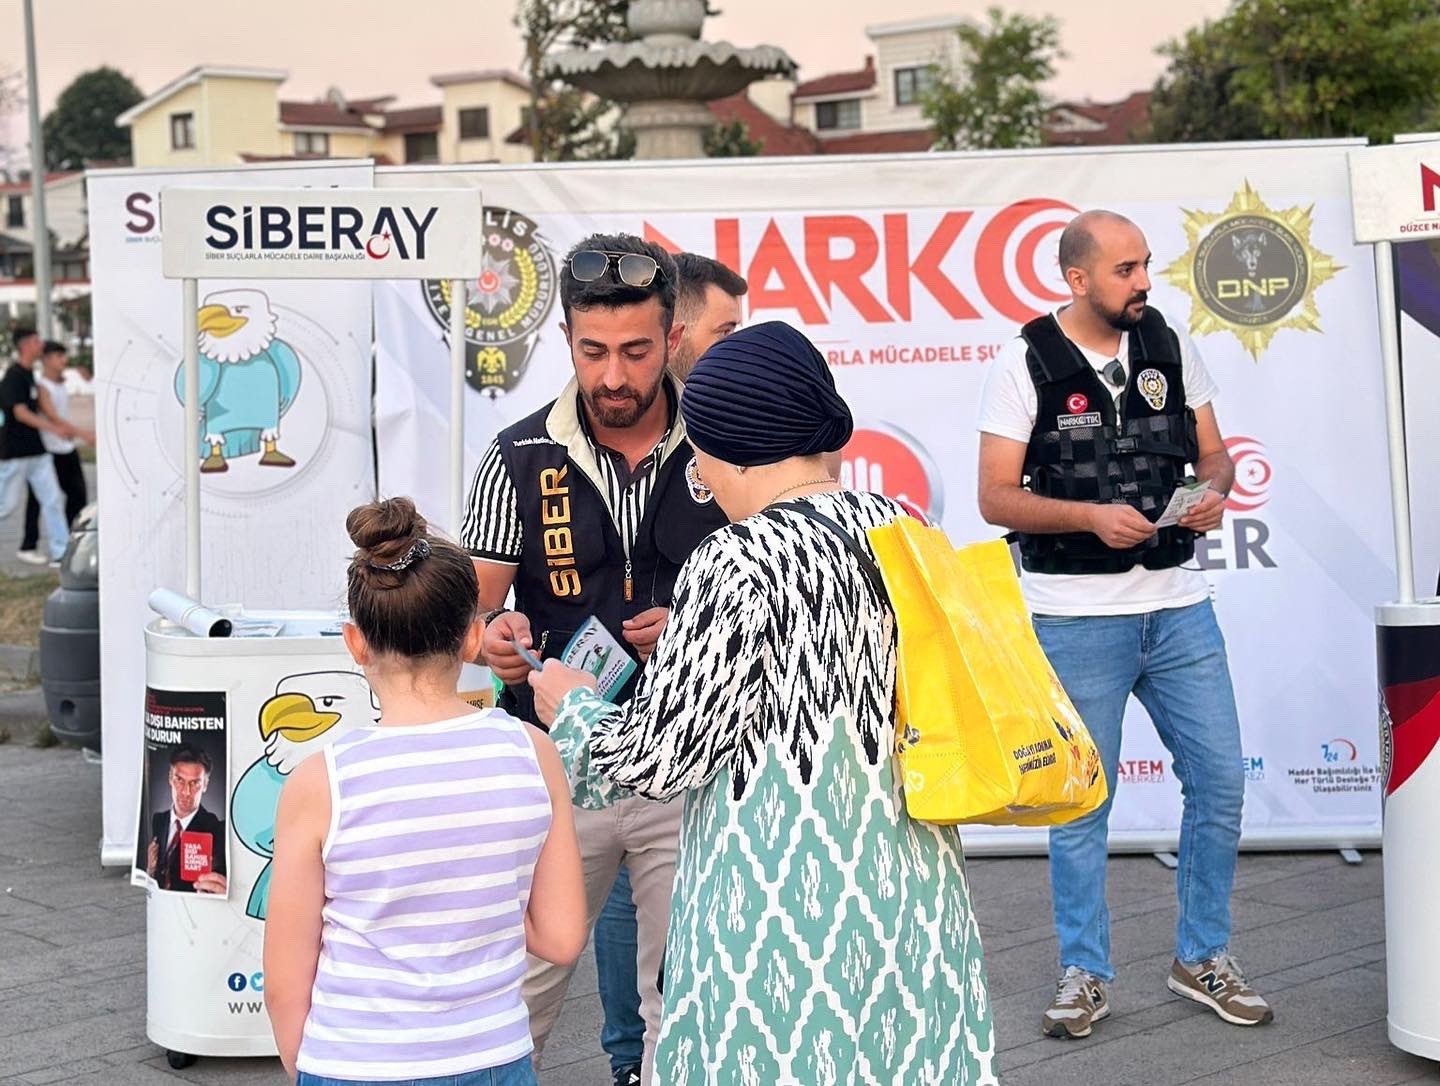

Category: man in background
[0, 328, 77, 566]
[668, 252, 747, 381]
[18, 340, 92, 564]
[976, 209, 1269, 1039]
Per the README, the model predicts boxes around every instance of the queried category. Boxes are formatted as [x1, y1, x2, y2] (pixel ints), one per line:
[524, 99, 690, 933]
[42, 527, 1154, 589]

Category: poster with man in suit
[132, 688, 228, 896]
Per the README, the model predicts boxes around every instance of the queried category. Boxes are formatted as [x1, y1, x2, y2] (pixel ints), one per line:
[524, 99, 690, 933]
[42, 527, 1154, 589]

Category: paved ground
[1, 740, 1436, 1086]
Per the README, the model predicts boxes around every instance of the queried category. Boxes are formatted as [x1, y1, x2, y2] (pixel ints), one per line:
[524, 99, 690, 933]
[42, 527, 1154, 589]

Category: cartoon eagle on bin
[173, 289, 303, 473]
[230, 671, 379, 920]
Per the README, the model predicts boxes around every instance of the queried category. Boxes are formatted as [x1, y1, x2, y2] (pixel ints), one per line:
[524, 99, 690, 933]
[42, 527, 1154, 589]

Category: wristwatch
[479, 607, 508, 626]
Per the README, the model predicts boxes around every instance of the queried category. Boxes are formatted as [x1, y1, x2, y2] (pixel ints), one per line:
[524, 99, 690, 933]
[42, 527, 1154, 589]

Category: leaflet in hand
[1155, 480, 1212, 528]
[562, 617, 637, 703]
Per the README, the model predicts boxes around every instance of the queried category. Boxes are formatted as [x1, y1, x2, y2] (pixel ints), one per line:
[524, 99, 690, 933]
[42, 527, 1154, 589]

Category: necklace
[767, 477, 838, 506]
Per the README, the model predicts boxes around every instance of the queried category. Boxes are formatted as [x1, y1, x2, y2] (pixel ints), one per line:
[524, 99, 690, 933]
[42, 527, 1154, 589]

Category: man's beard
[1099, 291, 1148, 330]
[669, 340, 698, 382]
[584, 374, 664, 429]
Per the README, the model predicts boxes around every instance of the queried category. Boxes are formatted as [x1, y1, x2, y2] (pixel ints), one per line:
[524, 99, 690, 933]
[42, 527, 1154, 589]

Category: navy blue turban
[680, 321, 853, 467]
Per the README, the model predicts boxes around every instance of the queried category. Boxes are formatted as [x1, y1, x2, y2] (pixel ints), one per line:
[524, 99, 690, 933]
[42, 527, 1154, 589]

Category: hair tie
[371, 538, 431, 572]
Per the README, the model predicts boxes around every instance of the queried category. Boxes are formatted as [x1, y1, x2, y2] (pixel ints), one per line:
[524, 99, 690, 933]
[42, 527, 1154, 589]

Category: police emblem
[685, 457, 714, 504]
[1162, 181, 1343, 360]
[1137, 368, 1168, 410]
[423, 206, 557, 397]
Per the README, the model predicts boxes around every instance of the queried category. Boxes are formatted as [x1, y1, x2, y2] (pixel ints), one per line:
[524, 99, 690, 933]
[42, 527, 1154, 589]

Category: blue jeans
[0, 455, 68, 560]
[595, 865, 644, 1071]
[296, 1055, 536, 1086]
[1035, 599, 1245, 981]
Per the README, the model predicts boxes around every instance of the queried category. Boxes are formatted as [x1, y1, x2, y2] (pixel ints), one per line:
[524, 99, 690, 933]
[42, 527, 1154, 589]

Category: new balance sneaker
[1167, 955, 1274, 1025]
[15, 549, 46, 565]
[1042, 965, 1111, 1039]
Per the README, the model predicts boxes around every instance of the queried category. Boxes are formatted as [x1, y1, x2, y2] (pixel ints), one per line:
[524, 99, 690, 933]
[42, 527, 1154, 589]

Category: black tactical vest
[495, 398, 728, 726]
[1016, 308, 1200, 575]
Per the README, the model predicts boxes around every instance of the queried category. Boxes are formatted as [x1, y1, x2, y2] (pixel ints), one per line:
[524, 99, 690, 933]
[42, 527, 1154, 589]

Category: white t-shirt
[977, 309, 1218, 617]
[36, 374, 75, 455]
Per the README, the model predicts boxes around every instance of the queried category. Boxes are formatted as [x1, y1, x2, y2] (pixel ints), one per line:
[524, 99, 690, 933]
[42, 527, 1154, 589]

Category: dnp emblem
[1163, 181, 1343, 359]
[424, 206, 556, 397]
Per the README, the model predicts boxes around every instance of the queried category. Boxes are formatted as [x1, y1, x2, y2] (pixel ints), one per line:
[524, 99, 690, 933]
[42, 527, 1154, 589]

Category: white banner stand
[1348, 143, 1440, 1061]
[140, 187, 482, 1067]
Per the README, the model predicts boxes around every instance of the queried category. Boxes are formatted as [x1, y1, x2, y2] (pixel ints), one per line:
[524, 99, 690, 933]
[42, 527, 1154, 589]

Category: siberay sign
[374, 144, 1391, 851]
[161, 187, 483, 279]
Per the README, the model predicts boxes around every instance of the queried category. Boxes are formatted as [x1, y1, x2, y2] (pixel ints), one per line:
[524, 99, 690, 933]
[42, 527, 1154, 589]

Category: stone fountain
[546, 0, 796, 160]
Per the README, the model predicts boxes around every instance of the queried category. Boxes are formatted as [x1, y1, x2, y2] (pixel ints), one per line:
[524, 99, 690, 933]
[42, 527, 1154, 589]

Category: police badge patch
[685, 457, 714, 504]
[423, 206, 556, 398]
[1137, 368, 1168, 411]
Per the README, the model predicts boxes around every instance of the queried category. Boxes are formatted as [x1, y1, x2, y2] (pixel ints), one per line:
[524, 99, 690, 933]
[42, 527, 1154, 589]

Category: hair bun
[346, 497, 427, 573]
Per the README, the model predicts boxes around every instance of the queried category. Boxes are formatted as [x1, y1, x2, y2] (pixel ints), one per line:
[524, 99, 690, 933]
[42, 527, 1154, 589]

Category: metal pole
[182, 278, 201, 599]
[22, 0, 52, 338]
[1374, 240, 1416, 603]
[448, 278, 467, 537]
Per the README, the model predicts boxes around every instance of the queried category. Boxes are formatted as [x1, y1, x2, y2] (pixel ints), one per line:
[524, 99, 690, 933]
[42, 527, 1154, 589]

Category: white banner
[1349, 141, 1440, 244]
[160, 187, 484, 279]
[89, 161, 377, 862]
[375, 144, 1393, 849]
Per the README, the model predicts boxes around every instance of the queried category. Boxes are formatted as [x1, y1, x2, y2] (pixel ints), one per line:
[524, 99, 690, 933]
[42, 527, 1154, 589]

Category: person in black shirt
[0, 328, 76, 564]
[17, 341, 92, 564]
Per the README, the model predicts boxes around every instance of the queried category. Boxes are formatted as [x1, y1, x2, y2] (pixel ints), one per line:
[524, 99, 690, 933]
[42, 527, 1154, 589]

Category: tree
[515, 0, 630, 160]
[921, 7, 1063, 151]
[1147, 22, 1264, 144]
[528, 86, 636, 162]
[1149, 0, 1440, 144]
[704, 119, 762, 157]
[42, 67, 142, 169]
[515, 1, 635, 161]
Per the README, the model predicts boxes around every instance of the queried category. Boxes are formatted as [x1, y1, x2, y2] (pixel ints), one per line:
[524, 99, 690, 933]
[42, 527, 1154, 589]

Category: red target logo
[840, 423, 945, 520]
[1225, 436, 1272, 512]
[1066, 393, 1089, 414]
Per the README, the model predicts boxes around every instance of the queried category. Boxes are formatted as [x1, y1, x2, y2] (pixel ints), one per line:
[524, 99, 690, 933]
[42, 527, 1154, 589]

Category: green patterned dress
[550, 491, 997, 1085]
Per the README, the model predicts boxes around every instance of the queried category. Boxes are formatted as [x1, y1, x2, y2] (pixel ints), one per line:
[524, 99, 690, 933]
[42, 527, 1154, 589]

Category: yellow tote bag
[865, 518, 1107, 826]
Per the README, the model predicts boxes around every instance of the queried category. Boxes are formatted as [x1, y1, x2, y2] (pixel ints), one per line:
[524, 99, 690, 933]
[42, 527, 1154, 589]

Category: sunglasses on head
[569, 249, 661, 288]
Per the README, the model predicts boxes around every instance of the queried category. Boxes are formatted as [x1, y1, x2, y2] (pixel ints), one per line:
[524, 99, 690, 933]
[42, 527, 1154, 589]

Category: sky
[0, 0, 1232, 162]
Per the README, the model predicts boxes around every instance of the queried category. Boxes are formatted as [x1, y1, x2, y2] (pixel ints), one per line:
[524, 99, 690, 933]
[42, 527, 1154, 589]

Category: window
[459, 107, 490, 141]
[170, 112, 195, 150]
[5, 195, 22, 229]
[894, 66, 936, 107]
[815, 99, 862, 131]
[294, 131, 330, 156]
[404, 131, 439, 164]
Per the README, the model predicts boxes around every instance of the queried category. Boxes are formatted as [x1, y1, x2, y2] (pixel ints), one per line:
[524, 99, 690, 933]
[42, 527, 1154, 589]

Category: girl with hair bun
[263, 497, 586, 1086]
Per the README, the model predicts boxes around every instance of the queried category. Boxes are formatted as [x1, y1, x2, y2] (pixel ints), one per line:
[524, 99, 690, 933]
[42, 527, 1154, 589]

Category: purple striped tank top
[295, 709, 551, 1081]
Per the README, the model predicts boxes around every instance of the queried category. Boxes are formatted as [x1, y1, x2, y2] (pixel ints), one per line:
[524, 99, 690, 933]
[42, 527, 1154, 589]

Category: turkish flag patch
[1067, 393, 1089, 414]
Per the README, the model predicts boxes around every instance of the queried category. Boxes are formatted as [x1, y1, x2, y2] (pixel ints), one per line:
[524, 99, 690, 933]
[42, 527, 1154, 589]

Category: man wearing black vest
[977, 210, 1272, 1040]
[462, 233, 726, 1085]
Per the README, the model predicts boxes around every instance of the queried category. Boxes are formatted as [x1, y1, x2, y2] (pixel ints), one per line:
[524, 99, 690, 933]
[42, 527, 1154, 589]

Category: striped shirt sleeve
[461, 440, 522, 562]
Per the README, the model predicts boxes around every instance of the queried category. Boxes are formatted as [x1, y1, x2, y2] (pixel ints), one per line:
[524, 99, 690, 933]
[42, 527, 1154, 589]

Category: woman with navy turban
[529, 321, 996, 1085]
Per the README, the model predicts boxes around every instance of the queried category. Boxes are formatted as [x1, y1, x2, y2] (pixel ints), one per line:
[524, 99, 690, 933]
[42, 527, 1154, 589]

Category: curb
[0, 686, 49, 746]
[0, 642, 39, 684]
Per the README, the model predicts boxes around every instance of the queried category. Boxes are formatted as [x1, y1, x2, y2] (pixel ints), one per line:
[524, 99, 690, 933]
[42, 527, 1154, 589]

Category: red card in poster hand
[179, 831, 213, 881]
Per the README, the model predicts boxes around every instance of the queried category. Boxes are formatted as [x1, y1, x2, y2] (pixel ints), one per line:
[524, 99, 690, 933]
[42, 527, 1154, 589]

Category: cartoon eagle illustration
[230, 671, 379, 920]
[173, 289, 302, 473]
